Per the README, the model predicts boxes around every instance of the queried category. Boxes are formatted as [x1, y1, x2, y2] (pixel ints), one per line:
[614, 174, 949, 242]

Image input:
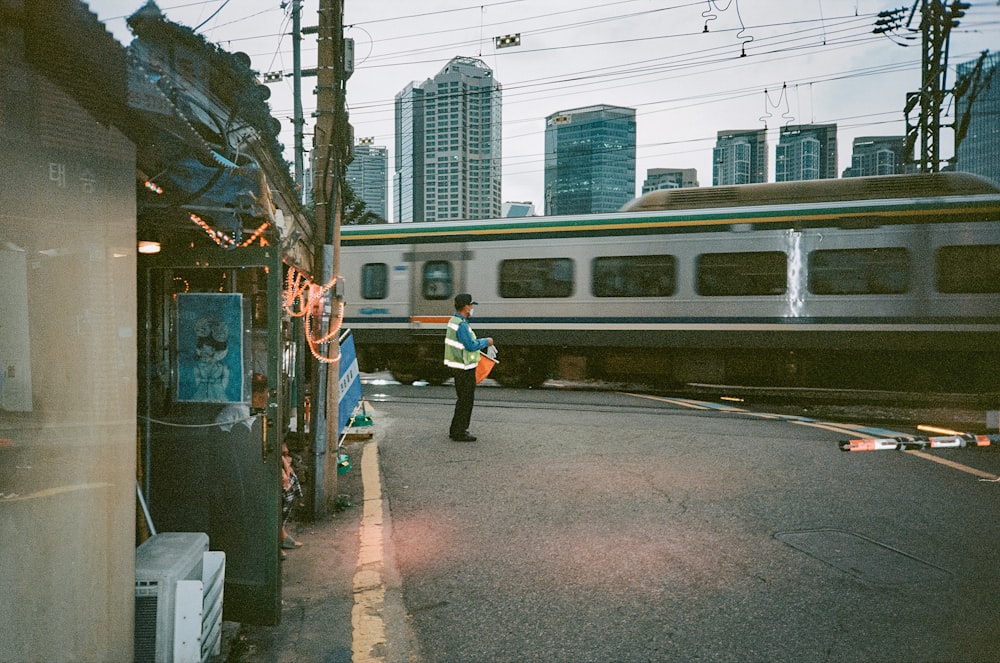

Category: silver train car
[340, 172, 1000, 394]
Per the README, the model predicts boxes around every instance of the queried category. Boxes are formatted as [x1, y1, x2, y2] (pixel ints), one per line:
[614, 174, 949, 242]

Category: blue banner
[337, 330, 364, 436]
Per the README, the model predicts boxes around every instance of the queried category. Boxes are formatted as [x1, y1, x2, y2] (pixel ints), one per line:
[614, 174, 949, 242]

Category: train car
[340, 172, 1000, 394]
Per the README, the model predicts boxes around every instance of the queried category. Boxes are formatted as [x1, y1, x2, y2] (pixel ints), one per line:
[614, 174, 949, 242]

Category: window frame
[360, 262, 389, 300]
[592, 254, 676, 298]
[421, 260, 453, 300]
[499, 257, 575, 298]
[696, 251, 788, 296]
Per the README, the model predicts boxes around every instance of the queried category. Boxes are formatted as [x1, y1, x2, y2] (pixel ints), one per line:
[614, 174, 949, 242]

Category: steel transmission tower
[877, 0, 971, 172]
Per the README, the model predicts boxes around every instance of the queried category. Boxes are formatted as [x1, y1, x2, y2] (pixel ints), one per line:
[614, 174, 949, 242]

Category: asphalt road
[367, 382, 1000, 663]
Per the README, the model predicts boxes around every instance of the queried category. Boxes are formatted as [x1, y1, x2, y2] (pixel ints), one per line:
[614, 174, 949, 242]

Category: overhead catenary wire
[99, 0, 998, 205]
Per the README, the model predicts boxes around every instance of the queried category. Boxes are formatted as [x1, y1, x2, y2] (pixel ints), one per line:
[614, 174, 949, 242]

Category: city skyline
[87, 1, 1000, 210]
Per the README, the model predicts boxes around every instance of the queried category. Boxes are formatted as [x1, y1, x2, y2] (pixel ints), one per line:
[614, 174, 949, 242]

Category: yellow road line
[353, 439, 387, 662]
[620, 393, 998, 482]
[904, 449, 1000, 481]
[789, 420, 869, 436]
[620, 392, 715, 410]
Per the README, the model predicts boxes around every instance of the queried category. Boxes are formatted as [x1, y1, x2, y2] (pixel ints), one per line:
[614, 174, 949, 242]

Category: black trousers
[449, 367, 476, 436]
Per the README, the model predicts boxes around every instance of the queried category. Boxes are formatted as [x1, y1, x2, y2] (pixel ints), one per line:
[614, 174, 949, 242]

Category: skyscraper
[955, 51, 1000, 185]
[842, 136, 907, 178]
[394, 82, 425, 223]
[394, 57, 502, 223]
[641, 168, 699, 193]
[544, 104, 636, 216]
[346, 138, 388, 220]
[775, 123, 838, 182]
[713, 129, 768, 185]
[502, 201, 535, 217]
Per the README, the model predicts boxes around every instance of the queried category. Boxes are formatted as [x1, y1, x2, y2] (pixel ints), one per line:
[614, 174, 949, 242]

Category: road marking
[622, 392, 880, 438]
[620, 392, 998, 481]
[353, 439, 387, 662]
[621, 392, 715, 410]
[789, 420, 870, 436]
[904, 449, 1000, 481]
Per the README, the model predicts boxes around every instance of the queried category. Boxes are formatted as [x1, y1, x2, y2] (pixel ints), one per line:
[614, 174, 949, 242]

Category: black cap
[454, 293, 477, 309]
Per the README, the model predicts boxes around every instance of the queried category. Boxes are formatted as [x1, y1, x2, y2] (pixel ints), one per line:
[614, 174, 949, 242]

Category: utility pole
[310, 0, 346, 517]
[896, 0, 971, 172]
[291, 0, 305, 192]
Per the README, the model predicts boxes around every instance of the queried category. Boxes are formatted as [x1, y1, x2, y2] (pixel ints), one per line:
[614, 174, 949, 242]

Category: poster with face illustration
[176, 293, 245, 403]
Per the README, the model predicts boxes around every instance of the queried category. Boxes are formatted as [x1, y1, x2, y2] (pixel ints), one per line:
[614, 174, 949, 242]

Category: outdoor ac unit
[134, 532, 226, 663]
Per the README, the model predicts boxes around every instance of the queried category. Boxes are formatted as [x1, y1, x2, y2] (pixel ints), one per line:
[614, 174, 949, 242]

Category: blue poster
[337, 330, 363, 435]
[176, 293, 245, 403]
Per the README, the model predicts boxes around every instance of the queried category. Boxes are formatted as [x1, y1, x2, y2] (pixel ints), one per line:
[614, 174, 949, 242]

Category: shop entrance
[138, 247, 285, 625]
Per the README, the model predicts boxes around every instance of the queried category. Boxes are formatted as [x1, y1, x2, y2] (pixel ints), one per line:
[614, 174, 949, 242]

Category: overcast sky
[88, 0, 999, 216]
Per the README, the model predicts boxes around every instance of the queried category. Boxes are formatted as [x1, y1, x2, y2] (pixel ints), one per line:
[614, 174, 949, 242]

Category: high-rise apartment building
[775, 123, 838, 182]
[641, 168, 699, 193]
[713, 129, 767, 185]
[346, 138, 388, 220]
[394, 83, 424, 223]
[544, 104, 636, 215]
[842, 136, 907, 178]
[393, 57, 501, 222]
[955, 51, 1000, 185]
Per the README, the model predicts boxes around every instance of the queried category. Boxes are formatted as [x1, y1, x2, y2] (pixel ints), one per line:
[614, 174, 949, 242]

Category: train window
[697, 252, 787, 296]
[499, 258, 574, 298]
[593, 255, 676, 297]
[808, 248, 909, 295]
[361, 263, 388, 300]
[422, 261, 453, 300]
[936, 245, 1000, 293]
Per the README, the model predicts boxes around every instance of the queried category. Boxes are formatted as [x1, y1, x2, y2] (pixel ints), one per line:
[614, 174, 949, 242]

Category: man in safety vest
[444, 293, 494, 442]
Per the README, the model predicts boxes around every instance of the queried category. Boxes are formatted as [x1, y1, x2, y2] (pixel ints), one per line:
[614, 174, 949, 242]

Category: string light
[144, 180, 163, 194]
[188, 212, 271, 250]
[282, 267, 312, 318]
[283, 266, 346, 364]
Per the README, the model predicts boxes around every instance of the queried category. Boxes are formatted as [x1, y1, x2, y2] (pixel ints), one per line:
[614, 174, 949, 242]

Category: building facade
[842, 136, 908, 178]
[394, 57, 502, 222]
[775, 123, 838, 182]
[502, 201, 536, 217]
[394, 83, 425, 223]
[955, 51, 1000, 185]
[713, 129, 768, 185]
[346, 139, 388, 220]
[544, 104, 636, 215]
[641, 167, 699, 193]
[1, 4, 139, 659]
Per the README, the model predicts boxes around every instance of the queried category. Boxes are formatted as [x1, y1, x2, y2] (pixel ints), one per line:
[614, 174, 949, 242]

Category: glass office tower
[544, 104, 636, 216]
[955, 52, 1000, 185]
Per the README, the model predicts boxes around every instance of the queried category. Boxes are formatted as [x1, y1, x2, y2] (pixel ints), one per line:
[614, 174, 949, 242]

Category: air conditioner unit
[134, 533, 226, 663]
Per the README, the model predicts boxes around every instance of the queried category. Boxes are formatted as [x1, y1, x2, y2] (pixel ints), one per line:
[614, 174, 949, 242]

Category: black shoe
[450, 432, 477, 442]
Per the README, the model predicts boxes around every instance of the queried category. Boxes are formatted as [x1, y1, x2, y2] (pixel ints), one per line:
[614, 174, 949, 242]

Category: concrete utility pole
[311, 0, 346, 517]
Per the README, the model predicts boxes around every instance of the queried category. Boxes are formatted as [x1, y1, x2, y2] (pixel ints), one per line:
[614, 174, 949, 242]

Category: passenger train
[340, 172, 1000, 394]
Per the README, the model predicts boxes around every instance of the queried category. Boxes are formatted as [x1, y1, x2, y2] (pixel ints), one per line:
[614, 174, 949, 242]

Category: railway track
[365, 373, 1000, 434]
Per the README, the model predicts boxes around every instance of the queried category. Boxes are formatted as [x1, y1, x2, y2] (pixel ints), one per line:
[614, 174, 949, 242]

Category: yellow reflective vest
[443, 314, 480, 370]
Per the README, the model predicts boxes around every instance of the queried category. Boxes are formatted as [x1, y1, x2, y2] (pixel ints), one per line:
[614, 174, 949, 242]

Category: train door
[406, 243, 471, 382]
